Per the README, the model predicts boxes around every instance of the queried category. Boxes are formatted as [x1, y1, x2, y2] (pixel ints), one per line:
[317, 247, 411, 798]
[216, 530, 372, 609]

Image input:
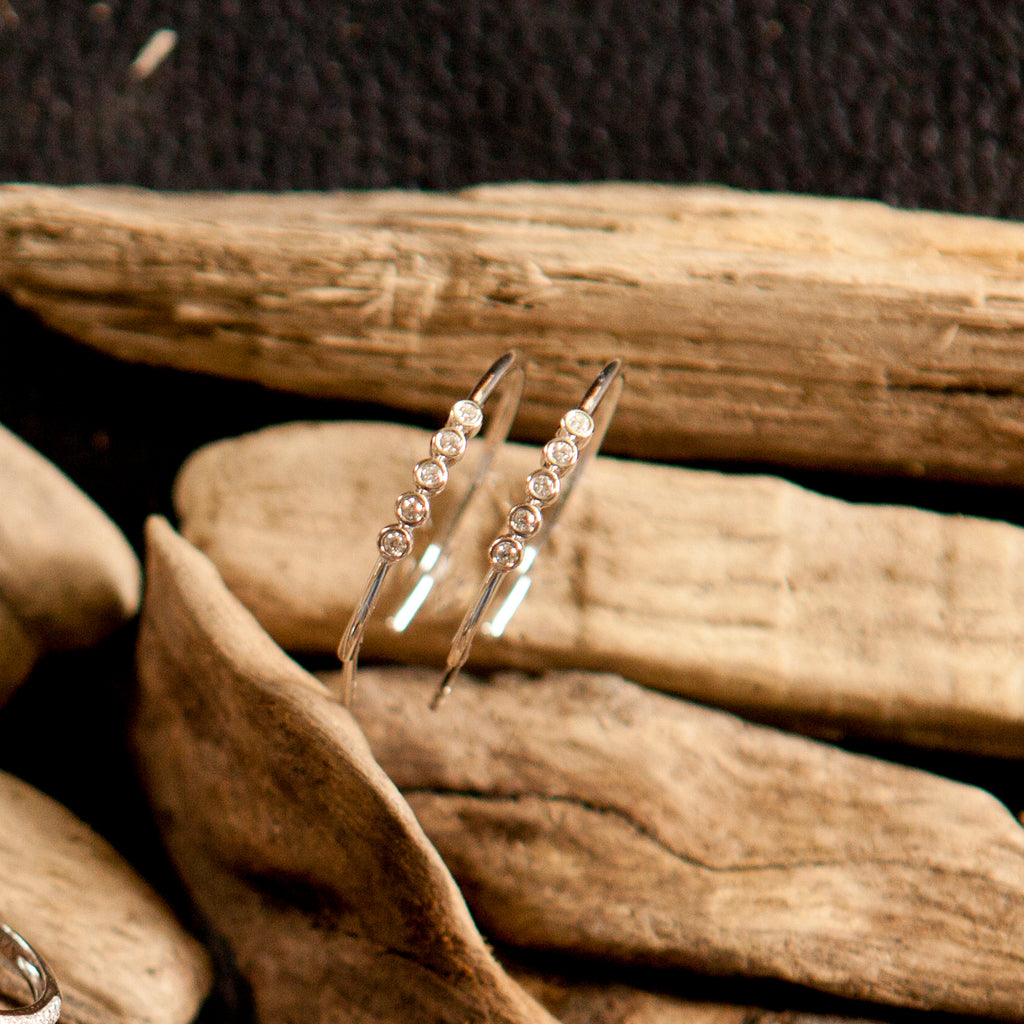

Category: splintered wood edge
[174, 420, 1024, 758]
[4, 182, 1024, 482]
[134, 516, 556, 1024]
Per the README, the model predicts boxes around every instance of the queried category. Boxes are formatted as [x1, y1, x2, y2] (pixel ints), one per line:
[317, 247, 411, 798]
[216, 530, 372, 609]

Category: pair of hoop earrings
[334, 352, 624, 710]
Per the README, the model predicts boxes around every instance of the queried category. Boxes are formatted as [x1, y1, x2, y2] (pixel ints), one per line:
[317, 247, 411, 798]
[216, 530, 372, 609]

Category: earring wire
[335, 351, 525, 706]
[432, 359, 625, 709]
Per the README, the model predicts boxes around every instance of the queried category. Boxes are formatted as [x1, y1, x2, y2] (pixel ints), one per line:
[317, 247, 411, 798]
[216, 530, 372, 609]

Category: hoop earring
[432, 359, 625, 709]
[335, 352, 525, 706]
[0, 923, 60, 1024]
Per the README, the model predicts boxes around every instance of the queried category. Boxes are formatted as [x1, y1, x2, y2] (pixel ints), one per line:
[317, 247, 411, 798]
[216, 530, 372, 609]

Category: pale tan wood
[334, 665, 1024, 1021]
[510, 969, 881, 1024]
[0, 424, 140, 703]
[176, 420, 1024, 756]
[134, 516, 556, 1024]
[0, 769, 211, 1024]
[5, 183, 1024, 481]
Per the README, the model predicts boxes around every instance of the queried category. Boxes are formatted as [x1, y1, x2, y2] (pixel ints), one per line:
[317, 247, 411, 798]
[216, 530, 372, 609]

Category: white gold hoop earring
[0, 924, 61, 1024]
[334, 351, 525, 706]
[432, 359, 625, 709]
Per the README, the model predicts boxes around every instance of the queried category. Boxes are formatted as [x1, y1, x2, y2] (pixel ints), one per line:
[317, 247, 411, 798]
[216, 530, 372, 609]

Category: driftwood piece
[510, 969, 882, 1024]
[334, 665, 1024, 1021]
[133, 516, 556, 1024]
[176, 420, 1024, 756]
[5, 184, 1024, 483]
[0, 769, 210, 1024]
[0, 423, 140, 704]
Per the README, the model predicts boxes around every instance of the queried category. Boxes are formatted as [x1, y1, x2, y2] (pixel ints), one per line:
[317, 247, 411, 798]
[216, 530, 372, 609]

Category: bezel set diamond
[543, 437, 578, 472]
[526, 468, 561, 504]
[431, 427, 468, 461]
[561, 407, 594, 440]
[508, 502, 542, 536]
[449, 399, 484, 435]
[414, 457, 449, 493]
[396, 491, 430, 526]
[377, 524, 413, 561]
[489, 535, 524, 570]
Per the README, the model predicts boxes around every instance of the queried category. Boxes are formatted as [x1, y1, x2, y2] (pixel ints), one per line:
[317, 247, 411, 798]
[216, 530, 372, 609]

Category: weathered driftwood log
[5, 183, 1024, 482]
[0, 769, 210, 1024]
[176, 420, 1024, 756]
[335, 665, 1024, 1021]
[509, 969, 882, 1024]
[134, 516, 556, 1024]
[0, 423, 140, 704]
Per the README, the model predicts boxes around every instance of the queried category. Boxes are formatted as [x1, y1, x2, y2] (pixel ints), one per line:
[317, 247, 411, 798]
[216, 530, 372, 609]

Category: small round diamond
[378, 524, 412, 561]
[508, 503, 542, 536]
[489, 535, 524, 571]
[526, 469, 560, 504]
[544, 438, 578, 473]
[431, 427, 467, 461]
[562, 408, 594, 440]
[450, 399, 484, 435]
[396, 492, 429, 526]
[414, 458, 449, 492]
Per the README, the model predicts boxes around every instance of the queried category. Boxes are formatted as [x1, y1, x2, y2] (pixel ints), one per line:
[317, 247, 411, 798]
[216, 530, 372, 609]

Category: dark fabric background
[2, 4, 1024, 1020]
[2, 0, 1024, 215]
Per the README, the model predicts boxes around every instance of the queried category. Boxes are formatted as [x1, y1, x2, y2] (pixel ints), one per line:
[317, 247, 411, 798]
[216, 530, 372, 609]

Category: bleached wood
[0, 424, 140, 704]
[335, 665, 1024, 1021]
[5, 183, 1024, 481]
[175, 420, 1024, 756]
[0, 770, 211, 1024]
[133, 516, 556, 1024]
[134, 514, 1024, 1020]
[510, 968, 881, 1024]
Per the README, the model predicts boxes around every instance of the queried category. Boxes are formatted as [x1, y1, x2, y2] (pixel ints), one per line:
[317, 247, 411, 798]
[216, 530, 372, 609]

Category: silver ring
[0, 924, 61, 1023]
[432, 359, 625, 708]
[335, 351, 526, 706]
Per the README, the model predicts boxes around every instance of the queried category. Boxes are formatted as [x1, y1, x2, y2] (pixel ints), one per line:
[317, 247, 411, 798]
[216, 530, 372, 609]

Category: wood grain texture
[509, 969, 882, 1024]
[334, 665, 1024, 1021]
[133, 516, 556, 1024]
[176, 420, 1024, 756]
[0, 770, 210, 1024]
[0, 423, 140, 703]
[4, 182, 1024, 481]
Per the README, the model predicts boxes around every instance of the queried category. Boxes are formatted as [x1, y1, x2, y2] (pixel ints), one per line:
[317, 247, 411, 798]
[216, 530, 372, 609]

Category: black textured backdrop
[3, 4, 1024, 1021]
[2, 1, 1024, 214]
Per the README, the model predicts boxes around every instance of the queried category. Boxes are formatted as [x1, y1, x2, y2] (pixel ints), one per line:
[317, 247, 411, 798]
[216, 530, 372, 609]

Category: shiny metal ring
[0, 924, 61, 1023]
[335, 351, 526, 706]
[433, 358, 625, 709]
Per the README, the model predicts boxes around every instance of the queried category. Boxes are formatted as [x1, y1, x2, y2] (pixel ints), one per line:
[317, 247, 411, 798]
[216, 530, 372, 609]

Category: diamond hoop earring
[432, 359, 625, 709]
[335, 351, 525, 706]
[0, 924, 61, 1024]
